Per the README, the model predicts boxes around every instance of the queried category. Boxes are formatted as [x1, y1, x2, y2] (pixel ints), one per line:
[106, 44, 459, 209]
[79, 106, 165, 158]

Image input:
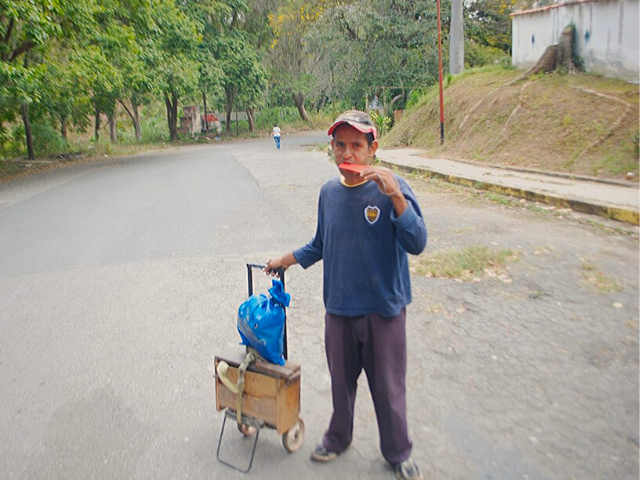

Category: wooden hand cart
[214, 263, 304, 472]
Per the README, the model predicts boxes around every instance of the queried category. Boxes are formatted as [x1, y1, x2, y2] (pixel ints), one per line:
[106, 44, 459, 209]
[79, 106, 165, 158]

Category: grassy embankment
[383, 65, 639, 181]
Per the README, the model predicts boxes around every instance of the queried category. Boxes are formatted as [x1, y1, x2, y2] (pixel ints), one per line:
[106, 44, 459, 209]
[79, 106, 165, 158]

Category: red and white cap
[327, 110, 377, 140]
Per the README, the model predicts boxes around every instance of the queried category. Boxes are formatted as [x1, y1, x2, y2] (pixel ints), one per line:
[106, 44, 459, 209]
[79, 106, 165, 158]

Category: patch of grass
[581, 262, 623, 294]
[527, 204, 548, 214]
[401, 168, 430, 183]
[592, 152, 639, 176]
[484, 191, 514, 206]
[581, 218, 636, 235]
[412, 245, 519, 281]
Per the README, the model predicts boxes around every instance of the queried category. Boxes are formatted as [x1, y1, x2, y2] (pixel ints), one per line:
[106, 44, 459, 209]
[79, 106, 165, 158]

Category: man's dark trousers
[322, 308, 412, 464]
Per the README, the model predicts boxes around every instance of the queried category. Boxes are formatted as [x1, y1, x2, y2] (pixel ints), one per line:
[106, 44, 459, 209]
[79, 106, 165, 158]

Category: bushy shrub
[255, 107, 302, 130]
[369, 110, 392, 137]
[33, 123, 68, 155]
[465, 39, 510, 69]
[405, 86, 439, 112]
[140, 116, 168, 143]
[8, 124, 27, 158]
[406, 90, 426, 109]
[6, 122, 67, 158]
[0, 123, 10, 159]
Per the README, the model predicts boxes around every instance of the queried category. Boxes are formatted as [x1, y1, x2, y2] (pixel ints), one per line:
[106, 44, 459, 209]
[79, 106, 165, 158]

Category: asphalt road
[1, 132, 638, 480]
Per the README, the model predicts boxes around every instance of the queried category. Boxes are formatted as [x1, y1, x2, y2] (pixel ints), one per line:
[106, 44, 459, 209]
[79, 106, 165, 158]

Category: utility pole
[436, 0, 445, 144]
[450, 0, 465, 75]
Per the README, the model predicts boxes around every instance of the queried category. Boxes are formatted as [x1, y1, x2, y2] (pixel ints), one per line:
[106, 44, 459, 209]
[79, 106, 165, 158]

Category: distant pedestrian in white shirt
[272, 124, 282, 150]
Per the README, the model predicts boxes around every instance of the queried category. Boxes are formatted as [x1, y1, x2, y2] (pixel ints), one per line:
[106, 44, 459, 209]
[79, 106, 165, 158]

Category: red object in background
[338, 163, 368, 173]
[205, 113, 219, 123]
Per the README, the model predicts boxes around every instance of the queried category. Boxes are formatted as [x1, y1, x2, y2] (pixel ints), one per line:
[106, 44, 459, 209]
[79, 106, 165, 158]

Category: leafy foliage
[306, 0, 446, 112]
[0, 0, 533, 161]
[369, 110, 392, 137]
[464, 0, 512, 54]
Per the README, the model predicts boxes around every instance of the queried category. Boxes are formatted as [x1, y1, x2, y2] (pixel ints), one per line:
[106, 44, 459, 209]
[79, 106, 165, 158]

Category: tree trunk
[21, 102, 35, 160]
[318, 94, 327, 111]
[119, 98, 142, 142]
[202, 91, 209, 131]
[60, 117, 68, 142]
[449, 0, 464, 75]
[556, 25, 579, 73]
[94, 105, 101, 141]
[246, 108, 254, 133]
[165, 93, 179, 142]
[132, 101, 141, 142]
[225, 88, 235, 133]
[510, 25, 580, 84]
[293, 93, 309, 122]
[108, 115, 117, 143]
[388, 93, 405, 111]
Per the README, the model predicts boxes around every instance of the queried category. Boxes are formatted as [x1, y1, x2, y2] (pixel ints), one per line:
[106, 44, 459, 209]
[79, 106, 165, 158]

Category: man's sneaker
[310, 443, 337, 462]
[394, 457, 423, 480]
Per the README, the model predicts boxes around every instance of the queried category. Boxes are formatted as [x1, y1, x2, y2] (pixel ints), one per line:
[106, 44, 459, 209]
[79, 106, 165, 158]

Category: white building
[511, 0, 639, 84]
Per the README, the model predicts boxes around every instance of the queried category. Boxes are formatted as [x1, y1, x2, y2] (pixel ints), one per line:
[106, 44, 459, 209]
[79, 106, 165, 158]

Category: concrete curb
[420, 156, 638, 188]
[380, 160, 640, 226]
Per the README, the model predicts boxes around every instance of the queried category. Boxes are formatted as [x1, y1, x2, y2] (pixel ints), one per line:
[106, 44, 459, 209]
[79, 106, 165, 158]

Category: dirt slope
[384, 66, 639, 180]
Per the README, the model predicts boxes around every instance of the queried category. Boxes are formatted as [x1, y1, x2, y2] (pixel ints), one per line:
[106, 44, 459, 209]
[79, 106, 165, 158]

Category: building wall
[511, 0, 639, 84]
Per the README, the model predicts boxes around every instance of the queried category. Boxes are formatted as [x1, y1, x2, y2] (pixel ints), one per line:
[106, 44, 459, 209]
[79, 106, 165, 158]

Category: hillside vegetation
[383, 66, 639, 180]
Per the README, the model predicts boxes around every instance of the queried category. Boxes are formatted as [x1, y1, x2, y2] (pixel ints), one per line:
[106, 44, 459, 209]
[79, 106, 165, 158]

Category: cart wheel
[238, 423, 256, 437]
[282, 419, 305, 452]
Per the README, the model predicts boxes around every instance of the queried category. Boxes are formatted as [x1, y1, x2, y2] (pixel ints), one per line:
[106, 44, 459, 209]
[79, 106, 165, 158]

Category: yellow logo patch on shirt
[364, 205, 380, 225]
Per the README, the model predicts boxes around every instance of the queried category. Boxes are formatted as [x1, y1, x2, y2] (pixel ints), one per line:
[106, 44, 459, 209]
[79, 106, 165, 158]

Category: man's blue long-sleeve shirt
[293, 176, 427, 317]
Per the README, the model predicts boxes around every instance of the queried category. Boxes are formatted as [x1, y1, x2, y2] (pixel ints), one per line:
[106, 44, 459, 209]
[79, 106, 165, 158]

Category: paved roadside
[378, 147, 640, 225]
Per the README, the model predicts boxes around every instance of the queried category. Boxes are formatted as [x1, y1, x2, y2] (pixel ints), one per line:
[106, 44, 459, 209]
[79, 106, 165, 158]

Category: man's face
[331, 124, 378, 179]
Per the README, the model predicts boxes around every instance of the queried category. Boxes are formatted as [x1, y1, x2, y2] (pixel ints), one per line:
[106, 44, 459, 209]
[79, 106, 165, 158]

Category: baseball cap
[327, 110, 377, 140]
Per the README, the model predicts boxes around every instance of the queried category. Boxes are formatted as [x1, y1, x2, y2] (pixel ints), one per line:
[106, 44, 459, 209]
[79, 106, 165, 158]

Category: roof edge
[510, 0, 606, 17]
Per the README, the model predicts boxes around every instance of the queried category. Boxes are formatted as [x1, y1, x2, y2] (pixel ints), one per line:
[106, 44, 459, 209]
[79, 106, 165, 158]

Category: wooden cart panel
[214, 346, 300, 434]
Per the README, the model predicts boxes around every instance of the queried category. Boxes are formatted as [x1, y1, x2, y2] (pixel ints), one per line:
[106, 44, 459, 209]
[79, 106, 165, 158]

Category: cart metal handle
[245, 263, 288, 360]
[246, 263, 285, 296]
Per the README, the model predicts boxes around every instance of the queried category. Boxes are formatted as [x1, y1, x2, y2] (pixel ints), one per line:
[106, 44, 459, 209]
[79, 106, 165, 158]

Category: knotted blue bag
[237, 279, 291, 365]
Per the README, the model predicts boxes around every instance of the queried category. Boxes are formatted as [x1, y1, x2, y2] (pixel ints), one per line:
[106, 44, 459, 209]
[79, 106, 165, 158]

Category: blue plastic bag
[237, 279, 291, 365]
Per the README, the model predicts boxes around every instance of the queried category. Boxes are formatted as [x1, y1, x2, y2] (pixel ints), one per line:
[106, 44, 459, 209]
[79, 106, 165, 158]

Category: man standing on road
[272, 124, 282, 149]
[265, 110, 427, 480]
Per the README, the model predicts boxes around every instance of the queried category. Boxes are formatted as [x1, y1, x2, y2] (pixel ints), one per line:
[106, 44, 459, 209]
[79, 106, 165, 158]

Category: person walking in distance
[265, 110, 427, 480]
[272, 124, 282, 149]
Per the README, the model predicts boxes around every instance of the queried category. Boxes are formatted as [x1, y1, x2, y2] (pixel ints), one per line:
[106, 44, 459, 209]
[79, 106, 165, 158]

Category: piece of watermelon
[338, 163, 368, 173]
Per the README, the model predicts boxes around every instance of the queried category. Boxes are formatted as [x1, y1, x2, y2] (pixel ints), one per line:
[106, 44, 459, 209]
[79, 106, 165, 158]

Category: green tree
[145, 1, 201, 141]
[267, 1, 328, 121]
[194, 0, 267, 133]
[110, 0, 155, 142]
[308, 0, 443, 112]
[1, 0, 63, 158]
[234, 45, 267, 131]
[464, 0, 512, 56]
[182, 0, 232, 132]
[215, 34, 266, 132]
[37, 54, 92, 142]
